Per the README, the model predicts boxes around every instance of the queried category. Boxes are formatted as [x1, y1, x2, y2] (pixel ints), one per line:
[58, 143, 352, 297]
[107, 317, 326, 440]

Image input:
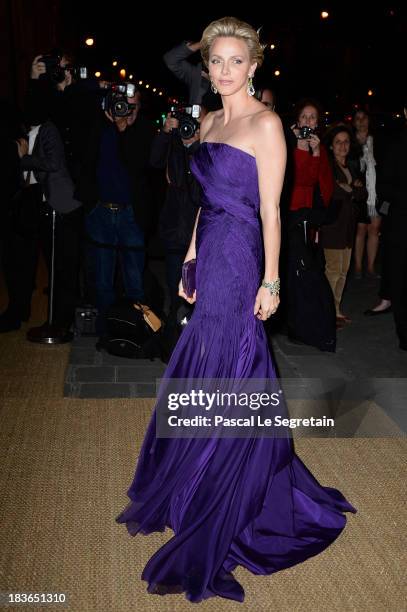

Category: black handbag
[11, 171, 43, 238]
[105, 298, 162, 359]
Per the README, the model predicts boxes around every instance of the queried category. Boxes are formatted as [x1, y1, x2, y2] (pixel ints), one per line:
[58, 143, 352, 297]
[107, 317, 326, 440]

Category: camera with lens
[297, 125, 316, 139]
[170, 104, 201, 139]
[101, 83, 137, 118]
[40, 55, 88, 84]
[40, 55, 65, 83]
[66, 65, 88, 80]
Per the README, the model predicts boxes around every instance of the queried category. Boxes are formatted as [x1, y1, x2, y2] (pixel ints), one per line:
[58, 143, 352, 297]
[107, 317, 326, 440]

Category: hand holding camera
[30, 54, 86, 90]
[291, 124, 319, 154]
[163, 112, 180, 133]
[31, 55, 46, 79]
[104, 110, 128, 132]
[297, 125, 315, 140]
[101, 83, 136, 118]
[308, 132, 320, 156]
[169, 105, 201, 140]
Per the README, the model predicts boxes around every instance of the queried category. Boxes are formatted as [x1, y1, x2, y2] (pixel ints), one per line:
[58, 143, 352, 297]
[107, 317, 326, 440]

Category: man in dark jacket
[376, 102, 407, 350]
[27, 52, 97, 184]
[163, 41, 220, 110]
[75, 89, 156, 335]
[150, 108, 204, 343]
[0, 115, 82, 333]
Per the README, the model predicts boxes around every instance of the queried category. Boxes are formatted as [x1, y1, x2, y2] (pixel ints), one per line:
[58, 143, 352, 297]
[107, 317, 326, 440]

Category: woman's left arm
[253, 112, 287, 319]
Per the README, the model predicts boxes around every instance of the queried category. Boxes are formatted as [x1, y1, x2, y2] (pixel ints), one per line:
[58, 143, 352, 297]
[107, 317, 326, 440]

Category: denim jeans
[85, 203, 145, 334]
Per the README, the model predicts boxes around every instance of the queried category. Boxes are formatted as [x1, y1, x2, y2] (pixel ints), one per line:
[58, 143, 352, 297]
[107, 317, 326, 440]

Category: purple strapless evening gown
[116, 142, 357, 603]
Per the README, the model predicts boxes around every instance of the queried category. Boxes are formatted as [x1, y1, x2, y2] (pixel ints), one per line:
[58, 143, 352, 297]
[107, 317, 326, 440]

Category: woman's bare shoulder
[251, 110, 284, 147]
[251, 108, 282, 132]
[249, 110, 286, 163]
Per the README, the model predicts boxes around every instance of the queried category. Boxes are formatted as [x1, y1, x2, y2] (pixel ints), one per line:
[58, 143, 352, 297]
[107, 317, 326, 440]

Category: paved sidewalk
[270, 275, 406, 435]
[64, 261, 406, 435]
[272, 275, 406, 379]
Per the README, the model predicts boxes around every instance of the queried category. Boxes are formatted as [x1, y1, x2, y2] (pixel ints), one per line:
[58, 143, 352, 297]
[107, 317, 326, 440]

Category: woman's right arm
[178, 205, 200, 303]
[183, 207, 201, 263]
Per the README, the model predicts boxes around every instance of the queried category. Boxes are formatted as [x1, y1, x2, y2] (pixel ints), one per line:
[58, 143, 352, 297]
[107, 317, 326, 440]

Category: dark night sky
[61, 3, 406, 114]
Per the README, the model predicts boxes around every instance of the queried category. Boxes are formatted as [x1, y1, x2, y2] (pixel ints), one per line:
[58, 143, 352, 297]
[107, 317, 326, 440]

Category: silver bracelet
[261, 278, 280, 295]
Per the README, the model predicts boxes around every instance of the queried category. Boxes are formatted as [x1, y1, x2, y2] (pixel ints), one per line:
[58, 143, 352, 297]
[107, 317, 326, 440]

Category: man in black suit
[27, 52, 95, 184]
[0, 111, 82, 334]
[377, 100, 407, 351]
[150, 107, 205, 356]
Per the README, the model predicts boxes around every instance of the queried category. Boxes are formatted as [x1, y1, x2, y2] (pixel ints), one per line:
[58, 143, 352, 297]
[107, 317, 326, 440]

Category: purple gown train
[116, 141, 357, 603]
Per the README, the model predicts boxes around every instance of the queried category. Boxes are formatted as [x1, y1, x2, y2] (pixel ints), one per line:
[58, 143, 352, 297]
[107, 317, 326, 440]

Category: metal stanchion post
[27, 208, 73, 344]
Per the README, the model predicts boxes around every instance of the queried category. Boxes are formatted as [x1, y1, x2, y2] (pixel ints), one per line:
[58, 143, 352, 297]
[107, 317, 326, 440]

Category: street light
[270, 44, 276, 50]
[112, 60, 118, 67]
[321, 11, 329, 19]
[85, 37, 94, 46]
[368, 89, 373, 96]
[274, 70, 281, 76]
[95, 71, 101, 78]
[119, 69, 126, 78]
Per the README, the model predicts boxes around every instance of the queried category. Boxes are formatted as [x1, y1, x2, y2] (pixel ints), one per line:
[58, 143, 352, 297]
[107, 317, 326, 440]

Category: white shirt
[360, 134, 377, 216]
[23, 124, 46, 201]
[23, 124, 40, 184]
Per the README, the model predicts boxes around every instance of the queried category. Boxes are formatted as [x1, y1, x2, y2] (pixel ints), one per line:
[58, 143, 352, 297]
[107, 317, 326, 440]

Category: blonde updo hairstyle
[200, 17, 264, 69]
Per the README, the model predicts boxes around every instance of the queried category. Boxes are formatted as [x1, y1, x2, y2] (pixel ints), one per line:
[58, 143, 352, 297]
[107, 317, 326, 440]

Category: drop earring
[211, 80, 218, 94]
[247, 76, 255, 96]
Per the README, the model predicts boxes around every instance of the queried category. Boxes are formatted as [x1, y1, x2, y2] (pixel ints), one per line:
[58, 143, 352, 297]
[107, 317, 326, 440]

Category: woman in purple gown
[116, 17, 357, 603]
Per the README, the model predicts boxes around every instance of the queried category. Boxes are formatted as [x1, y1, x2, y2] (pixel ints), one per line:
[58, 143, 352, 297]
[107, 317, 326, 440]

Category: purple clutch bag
[181, 258, 196, 298]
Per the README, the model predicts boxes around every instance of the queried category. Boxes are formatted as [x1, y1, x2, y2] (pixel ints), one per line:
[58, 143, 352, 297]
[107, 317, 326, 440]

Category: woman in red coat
[288, 100, 333, 213]
[281, 98, 336, 351]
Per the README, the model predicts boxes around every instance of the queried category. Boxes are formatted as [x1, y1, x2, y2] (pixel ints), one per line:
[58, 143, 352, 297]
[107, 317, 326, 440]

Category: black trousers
[387, 214, 407, 345]
[2, 223, 38, 322]
[378, 216, 391, 300]
[2, 204, 83, 328]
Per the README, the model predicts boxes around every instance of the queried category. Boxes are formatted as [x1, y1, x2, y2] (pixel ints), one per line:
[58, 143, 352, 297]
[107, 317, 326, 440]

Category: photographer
[75, 86, 156, 338]
[150, 105, 206, 355]
[27, 51, 94, 184]
[375, 100, 407, 351]
[279, 98, 336, 351]
[0, 99, 82, 334]
[163, 41, 220, 110]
